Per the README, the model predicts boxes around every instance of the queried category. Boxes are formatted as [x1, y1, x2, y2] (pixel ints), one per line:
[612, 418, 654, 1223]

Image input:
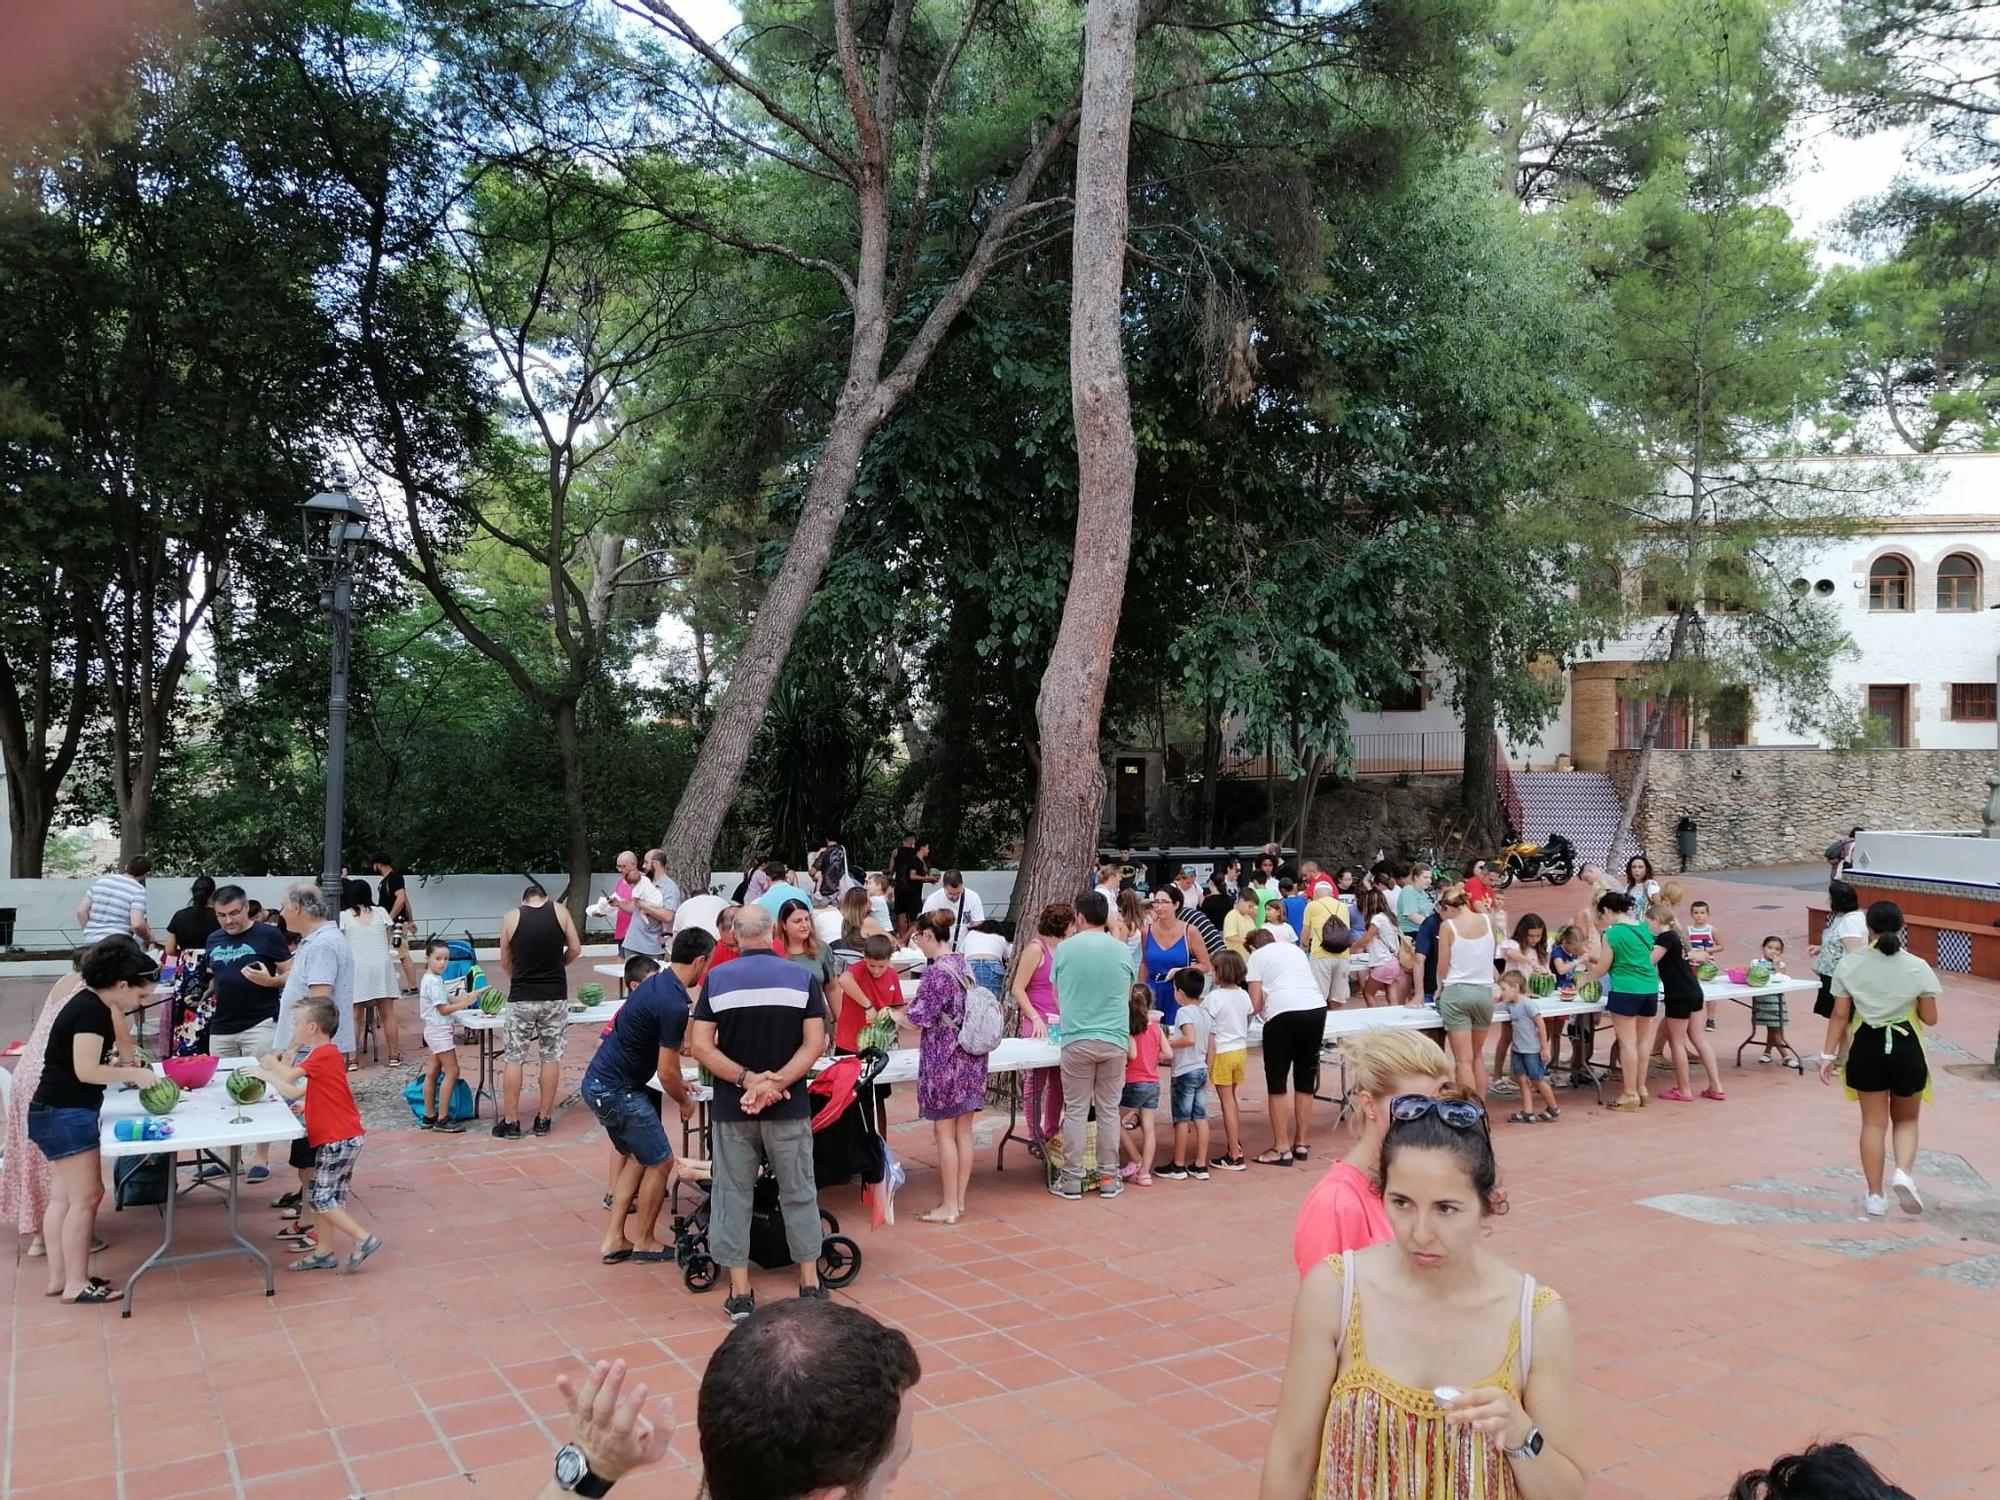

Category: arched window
[1937, 553, 1980, 612]
[1867, 555, 1911, 612]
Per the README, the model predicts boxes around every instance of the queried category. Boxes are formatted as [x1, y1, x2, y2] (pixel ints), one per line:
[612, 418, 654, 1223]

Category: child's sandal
[1507, 1111, 1540, 1124]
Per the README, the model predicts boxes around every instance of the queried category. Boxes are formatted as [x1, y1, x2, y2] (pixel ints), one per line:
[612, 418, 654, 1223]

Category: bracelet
[1817, 1052, 1837, 1062]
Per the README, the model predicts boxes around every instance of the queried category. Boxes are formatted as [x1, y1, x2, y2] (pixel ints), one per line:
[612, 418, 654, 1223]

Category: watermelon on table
[1575, 979, 1603, 1003]
[577, 982, 606, 1005]
[478, 990, 507, 1015]
[225, 1070, 266, 1104]
[1696, 961, 1720, 982]
[1745, 962, 1774, 988]
[138, 1079, 182, 1115]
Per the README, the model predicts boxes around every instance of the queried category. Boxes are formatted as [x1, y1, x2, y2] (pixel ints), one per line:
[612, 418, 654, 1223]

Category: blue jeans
[27, 1104, 100, 1162]
[1170, 1069, 1209, 1123]
[582, 1078, 673, 1169]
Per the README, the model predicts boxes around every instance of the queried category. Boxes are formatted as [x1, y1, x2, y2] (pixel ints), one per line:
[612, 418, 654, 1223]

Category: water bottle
[114, 1117, 176, 1142]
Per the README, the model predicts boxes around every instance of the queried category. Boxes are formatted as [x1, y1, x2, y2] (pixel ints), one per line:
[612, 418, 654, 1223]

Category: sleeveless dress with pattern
[1314, 1257, 1560, 1500]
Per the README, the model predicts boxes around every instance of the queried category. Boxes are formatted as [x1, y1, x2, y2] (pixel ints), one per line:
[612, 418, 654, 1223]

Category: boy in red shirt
[254, 999, 383, 1273]
[827, 934, 904, 1053]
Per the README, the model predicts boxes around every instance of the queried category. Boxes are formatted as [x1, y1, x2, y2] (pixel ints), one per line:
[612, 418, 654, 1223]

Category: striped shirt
[691, 950, 826, 1123]
[82, 873, 148, 942]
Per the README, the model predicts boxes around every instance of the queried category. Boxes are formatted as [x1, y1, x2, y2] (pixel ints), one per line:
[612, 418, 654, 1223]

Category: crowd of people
[0, 834, 1950, 1497]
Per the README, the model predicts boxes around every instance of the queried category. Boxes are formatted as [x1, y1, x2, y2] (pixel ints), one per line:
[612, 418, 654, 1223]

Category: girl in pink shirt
[1118, 984, 1170, 1185]
[1292, 1029, 1453, 1275]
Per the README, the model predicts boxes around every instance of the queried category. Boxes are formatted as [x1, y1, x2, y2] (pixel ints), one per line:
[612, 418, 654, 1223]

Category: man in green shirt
[1050, 890, 1134, 1200]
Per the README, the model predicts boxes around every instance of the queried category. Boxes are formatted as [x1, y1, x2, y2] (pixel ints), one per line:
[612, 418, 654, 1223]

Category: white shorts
[422, 1024, 458, 1057]
[211, 1019, 277, 1058]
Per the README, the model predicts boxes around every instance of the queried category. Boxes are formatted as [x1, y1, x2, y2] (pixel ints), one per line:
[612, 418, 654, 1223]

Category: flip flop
[1253, 1150, 1294, 1167]
[600, 1246, 635, 1264]
[916, 1209, 960, 1225]
[61, 1282, 122, 1304]
[630, 1247, 676, 1263]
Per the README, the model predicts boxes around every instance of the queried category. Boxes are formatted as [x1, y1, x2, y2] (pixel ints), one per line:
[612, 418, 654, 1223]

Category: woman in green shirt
[1583, 891, 1662, 1112]
[1819, 901, 1940, 1218]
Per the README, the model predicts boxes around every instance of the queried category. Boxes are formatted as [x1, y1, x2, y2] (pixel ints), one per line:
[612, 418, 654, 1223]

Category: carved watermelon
[1696, 961, 1720, 982]
[577, 982, 605, 1005]
[1745, 962, 1774, 988]
[225, 1070, 266, 1104]
[138, 1079, 182, 1115]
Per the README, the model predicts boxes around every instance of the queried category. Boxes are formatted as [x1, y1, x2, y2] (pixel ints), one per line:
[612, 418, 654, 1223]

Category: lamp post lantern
[301, 485, 370, 908]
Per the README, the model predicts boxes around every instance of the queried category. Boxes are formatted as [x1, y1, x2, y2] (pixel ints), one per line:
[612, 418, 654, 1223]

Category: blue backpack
[401, 1072, 477, 1122]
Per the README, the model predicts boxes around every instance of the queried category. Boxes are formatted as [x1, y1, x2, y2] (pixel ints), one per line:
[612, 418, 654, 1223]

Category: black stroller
[674, 1049, 888, 1293]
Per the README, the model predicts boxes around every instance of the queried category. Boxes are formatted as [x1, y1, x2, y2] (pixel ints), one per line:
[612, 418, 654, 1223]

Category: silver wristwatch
[1504, 1426, 1544, 1461]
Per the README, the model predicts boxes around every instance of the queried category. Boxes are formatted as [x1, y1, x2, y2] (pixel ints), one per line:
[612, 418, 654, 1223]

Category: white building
[1344, 452, 2000, 772]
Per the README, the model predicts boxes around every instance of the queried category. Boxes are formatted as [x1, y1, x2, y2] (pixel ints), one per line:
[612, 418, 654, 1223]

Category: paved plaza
[5, 869, 1999, 1499]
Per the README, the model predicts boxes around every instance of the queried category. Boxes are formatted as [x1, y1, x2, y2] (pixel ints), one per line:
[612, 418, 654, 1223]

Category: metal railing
[1213, 730, 1467, 780]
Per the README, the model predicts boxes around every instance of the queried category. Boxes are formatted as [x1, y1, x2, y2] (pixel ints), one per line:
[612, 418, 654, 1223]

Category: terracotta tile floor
[7, 871, 2000, 1498]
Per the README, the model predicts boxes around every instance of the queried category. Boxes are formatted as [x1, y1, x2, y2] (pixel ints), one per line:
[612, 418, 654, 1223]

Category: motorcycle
[1492, 832, 1577, 890]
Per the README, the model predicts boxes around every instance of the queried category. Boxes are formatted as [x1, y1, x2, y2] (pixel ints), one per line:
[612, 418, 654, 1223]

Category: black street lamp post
[302, 486, 370, 909]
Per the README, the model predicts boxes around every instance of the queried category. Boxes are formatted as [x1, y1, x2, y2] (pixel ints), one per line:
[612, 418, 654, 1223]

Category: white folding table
[456, 998, 625, 1115]
[99, 1057, 303, 1317]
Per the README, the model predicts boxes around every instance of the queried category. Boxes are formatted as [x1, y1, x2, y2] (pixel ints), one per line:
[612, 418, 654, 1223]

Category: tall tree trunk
[1288, 751, 1327, 851]
[5, 770, 59, 878]
[1606, 607, 1693, 867]
[553, 696, 593, 923]
[1200, 687, 1220, 843]
[1457, 661, 1504, 848]
[1007, 0, 1143, 932]
[658, 394, 884, 894]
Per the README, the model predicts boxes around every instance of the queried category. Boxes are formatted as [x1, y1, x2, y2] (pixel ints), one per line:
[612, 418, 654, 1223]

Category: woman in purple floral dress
[907, 911, 987, 1225]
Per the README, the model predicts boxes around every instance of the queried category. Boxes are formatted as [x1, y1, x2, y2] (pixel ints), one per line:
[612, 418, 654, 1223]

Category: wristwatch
[1504, 1426, 1545, 1461]
[554, 1444, 615, 1496]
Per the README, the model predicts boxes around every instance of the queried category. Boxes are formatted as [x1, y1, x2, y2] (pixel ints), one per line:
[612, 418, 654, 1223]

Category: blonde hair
[1339, 1029, 1452, 1099]
[1654, 881, 1686, 934]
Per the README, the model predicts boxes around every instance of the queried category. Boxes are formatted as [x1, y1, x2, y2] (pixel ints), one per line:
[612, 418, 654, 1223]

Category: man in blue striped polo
[685, 902, 828, 1324]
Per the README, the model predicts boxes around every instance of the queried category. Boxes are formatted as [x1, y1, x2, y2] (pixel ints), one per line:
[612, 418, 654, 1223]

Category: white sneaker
[1890, 1169, 1924, 1215]
[1864, 1194, 1888, 1217]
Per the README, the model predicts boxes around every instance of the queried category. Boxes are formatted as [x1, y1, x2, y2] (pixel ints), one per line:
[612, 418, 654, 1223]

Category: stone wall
[1605, 748, 1995, 871]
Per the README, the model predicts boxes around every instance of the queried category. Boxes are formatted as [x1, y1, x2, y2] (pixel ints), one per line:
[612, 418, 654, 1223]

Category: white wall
[1584, 454, 2000, 754]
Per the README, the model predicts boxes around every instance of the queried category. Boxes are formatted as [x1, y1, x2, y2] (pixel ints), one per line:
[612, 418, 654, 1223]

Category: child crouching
[253, 999, 383, 1273]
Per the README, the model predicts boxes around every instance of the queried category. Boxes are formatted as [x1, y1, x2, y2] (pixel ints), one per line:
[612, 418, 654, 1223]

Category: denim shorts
[1170, 1069, 1209, 1123]
[1511, 1050, 1548, 1083]
[26, 1104, 100, 1162]
[582, 1079, 673, 1169]
[1119, 1081, 1160, 1111]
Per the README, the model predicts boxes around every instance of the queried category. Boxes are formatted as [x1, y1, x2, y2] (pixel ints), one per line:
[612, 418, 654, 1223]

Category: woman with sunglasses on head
[1263, 1093, 1586, 1500]
[1819, 900, 1940, 1218]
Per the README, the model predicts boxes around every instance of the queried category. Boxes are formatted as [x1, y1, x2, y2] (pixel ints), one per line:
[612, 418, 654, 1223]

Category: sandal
[1543, 1106, 1561, 1120]
[1253, 1150, 1294, 1167]
[1701, 1088, 1727, 1101]
[1292, 1145, 1310, 1161]
[1605, 1093, 1644, 1111]
[288, 1252, 339, 1273]
[1507, 1111, 1540, 1124]
[917, 1208, 961, 1225]
[1532, 1110, 1560, 1123]
[273, 1190, 302, 1210]
[61, 1282, 122, 1305]
[345, 1234, 384, 1272]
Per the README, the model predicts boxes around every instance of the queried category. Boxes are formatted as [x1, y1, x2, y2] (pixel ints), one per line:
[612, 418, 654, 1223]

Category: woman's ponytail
[1865, 900, 1904, 957]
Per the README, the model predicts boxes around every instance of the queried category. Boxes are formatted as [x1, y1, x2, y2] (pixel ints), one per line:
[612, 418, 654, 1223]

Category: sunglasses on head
[1389, 1095, 1488, 1131]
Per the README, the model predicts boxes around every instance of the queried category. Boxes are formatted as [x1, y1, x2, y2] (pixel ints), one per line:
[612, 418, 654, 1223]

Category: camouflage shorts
[503, 1000, 569, 1066]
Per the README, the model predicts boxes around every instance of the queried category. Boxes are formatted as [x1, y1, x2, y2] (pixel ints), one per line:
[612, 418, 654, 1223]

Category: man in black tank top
[494, 885, 583, 1137]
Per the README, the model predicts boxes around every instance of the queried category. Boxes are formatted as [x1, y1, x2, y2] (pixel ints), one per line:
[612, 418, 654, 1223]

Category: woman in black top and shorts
[29, 939, 162, 1303]
[1650, 883, 1724, 1103]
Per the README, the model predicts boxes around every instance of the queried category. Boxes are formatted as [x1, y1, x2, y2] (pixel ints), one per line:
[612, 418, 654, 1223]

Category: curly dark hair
[698, 1300, 920, 1500]
[1727, 1441, 1911, 1500]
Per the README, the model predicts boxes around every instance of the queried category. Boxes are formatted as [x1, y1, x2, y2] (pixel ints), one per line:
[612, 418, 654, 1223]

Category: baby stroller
[673, 1049, 888, 1294]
